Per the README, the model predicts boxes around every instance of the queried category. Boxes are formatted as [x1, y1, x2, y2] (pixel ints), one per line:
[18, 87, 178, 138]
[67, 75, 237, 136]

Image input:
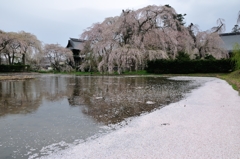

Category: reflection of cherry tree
[0, 80, 42, 116]
[68, 76, 191, 124]
[41, 75, 74, 101]
[0, 75, 194, 124]
[0, 76, 74, 117]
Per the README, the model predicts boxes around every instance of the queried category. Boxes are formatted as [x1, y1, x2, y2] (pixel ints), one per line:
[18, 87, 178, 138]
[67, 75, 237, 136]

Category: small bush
[232, 43, 240, 70]
[176, 51, 191, 61]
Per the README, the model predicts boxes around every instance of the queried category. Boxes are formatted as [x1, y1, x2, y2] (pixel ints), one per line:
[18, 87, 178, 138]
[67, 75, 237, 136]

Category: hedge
[146, 59, 234, 74]
[0, 65, 30, 72]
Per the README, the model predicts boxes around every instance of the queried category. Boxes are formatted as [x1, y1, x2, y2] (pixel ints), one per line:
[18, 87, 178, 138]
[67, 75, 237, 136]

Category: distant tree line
[0, 30, 74, 72]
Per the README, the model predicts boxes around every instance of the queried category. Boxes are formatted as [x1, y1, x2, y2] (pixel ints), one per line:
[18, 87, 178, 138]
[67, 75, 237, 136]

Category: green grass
[37, 70, 57, 74]
[121, 70, 153, 75]
[74, 70, 153, 76]
[218, 70, 240, 92]
[74, 71, 101, 76]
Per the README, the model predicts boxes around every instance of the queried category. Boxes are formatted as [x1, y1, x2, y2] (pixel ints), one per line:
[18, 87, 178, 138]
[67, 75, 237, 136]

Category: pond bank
[0, 72, 39, 80]
[41, 77, 240, 159]
[0, 75, 35, 80]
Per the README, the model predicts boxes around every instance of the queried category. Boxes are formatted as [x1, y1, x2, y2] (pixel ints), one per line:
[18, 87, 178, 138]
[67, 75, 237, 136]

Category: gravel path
[41, 77, 240, 159]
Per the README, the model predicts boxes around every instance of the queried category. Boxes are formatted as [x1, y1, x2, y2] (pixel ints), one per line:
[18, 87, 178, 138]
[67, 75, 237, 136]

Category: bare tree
[43, 44, 74, 72]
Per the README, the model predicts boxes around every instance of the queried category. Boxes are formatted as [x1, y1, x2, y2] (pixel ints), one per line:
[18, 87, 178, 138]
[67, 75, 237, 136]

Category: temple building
[66, 38, 85, 67]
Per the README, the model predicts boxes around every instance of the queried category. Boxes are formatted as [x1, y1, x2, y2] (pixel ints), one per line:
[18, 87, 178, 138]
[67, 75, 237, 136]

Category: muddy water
[0, 75, 199, 159]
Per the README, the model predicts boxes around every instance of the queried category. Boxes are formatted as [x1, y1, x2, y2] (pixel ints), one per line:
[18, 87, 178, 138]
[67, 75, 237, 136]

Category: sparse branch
[211, 18, 225, 33]
[237, 11, 240, 24]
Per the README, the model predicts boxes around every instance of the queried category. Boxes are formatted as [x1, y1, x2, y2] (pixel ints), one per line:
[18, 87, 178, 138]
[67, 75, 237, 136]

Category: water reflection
[0, 75, 74, 117]
[0, 76, 196, 123]
[68, 76, 194, 124]
[0, 80, 41, 116]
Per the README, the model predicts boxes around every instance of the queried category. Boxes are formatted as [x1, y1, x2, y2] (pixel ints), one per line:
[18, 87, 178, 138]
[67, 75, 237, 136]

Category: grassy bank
[218, 70, 240, 92]
[163, 71, 240, 92]
[0, 75, 35, 81]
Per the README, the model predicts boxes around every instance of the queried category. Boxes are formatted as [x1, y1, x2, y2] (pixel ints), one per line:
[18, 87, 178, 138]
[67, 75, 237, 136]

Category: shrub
[176, 51, 191, 61]
[0, 65, 30, 72]
[146, 59, 233, 74]
[232, 43, 240, 70]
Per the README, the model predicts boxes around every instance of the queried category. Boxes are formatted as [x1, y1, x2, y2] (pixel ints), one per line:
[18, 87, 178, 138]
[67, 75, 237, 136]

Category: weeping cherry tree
[79, 4, 228, 74]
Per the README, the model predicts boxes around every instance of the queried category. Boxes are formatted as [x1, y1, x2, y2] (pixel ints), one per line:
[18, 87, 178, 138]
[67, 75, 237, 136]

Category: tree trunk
[22, 53, 25, 65]
[11, 54, 15, 65]
[7, 54, 11, 65]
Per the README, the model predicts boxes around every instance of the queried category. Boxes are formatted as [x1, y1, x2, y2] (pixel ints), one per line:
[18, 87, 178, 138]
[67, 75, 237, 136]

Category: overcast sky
[0, 0, 239, 46]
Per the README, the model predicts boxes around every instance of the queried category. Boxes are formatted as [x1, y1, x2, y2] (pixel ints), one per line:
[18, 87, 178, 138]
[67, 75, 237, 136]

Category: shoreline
[40, 77, 240, 159]
[0, 75, 35, 80]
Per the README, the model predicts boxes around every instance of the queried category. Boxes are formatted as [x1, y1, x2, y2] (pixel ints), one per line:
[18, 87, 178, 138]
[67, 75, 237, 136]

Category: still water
[0, 75, 200, 159]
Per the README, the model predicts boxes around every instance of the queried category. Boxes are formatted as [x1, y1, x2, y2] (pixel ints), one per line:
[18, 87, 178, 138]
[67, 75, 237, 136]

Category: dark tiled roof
[66, 38, 85, 50]
[70, 38, 85, 42]
[219, 32, 240, 36]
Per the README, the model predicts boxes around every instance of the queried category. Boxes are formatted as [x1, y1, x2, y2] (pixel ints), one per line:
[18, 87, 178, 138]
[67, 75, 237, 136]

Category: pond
[0, 75, 201, 159]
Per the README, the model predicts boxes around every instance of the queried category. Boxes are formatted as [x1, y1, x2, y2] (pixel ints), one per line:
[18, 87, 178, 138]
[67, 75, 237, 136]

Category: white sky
[0, 0, 239, 46]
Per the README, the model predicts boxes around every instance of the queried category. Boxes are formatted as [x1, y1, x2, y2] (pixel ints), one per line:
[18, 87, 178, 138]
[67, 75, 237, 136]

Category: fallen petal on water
[146, 101, 155, 104]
